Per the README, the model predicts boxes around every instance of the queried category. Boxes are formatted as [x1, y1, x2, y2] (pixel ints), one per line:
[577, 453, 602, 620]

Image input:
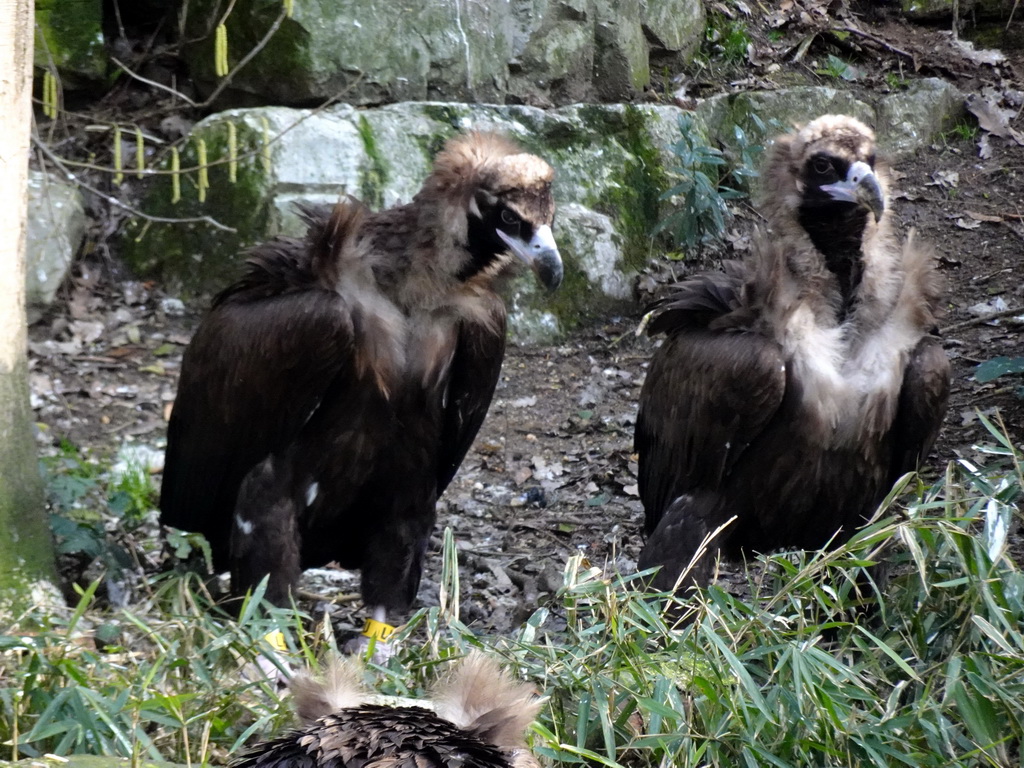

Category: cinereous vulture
[232, 653, 542, 768]
[160, 132, 562, 637]
[635, 115, 950, 595]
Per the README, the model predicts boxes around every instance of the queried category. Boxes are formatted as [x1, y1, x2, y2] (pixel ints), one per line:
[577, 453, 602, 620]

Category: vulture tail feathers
[214, 237, 312, 305]
[647, 263, 745, 336]
[289, 659, 369, 723]
[431, 653, 541, 748]
[307, 197, 370, 287]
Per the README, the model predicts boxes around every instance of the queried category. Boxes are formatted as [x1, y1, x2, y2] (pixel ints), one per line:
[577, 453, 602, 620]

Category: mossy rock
[34, 0, 105, 86]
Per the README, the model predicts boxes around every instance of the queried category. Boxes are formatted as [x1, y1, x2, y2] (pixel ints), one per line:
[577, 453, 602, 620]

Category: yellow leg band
[361, 618, 396, 642]
[264, 630, 289, 652]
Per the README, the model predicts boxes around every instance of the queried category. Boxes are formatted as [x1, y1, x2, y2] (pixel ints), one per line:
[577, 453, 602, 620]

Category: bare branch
[110, 56, 199, 107]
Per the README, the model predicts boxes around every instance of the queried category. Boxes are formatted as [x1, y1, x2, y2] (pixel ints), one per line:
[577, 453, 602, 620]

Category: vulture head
[235, 653, 542, 768]
[761, 114, 890, 306]
[422, 131, 563, 291]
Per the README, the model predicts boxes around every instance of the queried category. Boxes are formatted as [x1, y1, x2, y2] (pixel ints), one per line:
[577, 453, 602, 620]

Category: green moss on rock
[121, 116, 272, 294]
[596, 105, 667, 275]
[34, 0, 106, 84]
[357, 116, 389, 208]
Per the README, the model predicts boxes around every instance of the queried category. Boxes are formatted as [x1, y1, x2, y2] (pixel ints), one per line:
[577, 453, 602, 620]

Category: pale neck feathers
[289, 653, 541, 752]
[431, 652, 542, 749]
[744, 228, 942, 446]
[290, 658, 368, 723]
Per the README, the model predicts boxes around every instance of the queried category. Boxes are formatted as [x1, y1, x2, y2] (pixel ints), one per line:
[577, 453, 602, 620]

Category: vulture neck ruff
[771, 227, 932, 449]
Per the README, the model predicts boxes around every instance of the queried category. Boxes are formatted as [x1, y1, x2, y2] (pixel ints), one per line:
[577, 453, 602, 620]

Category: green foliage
[0, 578, 303, 762]
[705, 18, 751, 63]
[391, 432, 1024, 767]
[41, 440, 159, 580]
[945, 118, 980, 143]
[884, 71, 909, 90]
[976, 356, 1024, 398]
[816, 54, 859, 81]
[654, 113, 764, 256]
[9, 428, 1024, 766]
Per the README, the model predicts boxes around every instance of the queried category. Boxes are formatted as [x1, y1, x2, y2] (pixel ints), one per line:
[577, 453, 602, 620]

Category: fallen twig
[839, 25, 916, 63]
[941, 306, 1024, 335]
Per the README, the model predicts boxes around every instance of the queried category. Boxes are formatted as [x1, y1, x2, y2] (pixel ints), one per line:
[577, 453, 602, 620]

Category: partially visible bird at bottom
[635, 114, 951, 599]
[232, 653, 543, 768]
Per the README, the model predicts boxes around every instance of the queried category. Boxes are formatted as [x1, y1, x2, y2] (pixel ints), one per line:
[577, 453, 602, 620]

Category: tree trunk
[0, 0, 61, 618]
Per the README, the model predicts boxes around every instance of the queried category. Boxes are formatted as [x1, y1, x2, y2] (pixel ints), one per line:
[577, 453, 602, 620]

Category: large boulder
[182, 0, 704, 107]
[184, 0, 516, 106]
[875, 78, 965, 156]
[26, 170, 87, 320]
[696, 81, 963, 158]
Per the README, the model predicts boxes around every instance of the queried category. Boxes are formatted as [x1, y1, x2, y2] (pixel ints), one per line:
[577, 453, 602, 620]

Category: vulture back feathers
[159, 131, 561, 612]
[233, 653, 542, 768]
[635, 115, 950, 594]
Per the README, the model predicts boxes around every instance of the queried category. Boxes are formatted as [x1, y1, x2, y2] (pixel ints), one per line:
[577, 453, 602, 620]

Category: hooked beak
[497, 224, 563, 291]
[819, 160, 885, 222]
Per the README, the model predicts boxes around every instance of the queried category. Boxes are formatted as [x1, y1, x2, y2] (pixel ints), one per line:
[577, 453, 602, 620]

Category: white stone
[26, 170, 86, 315]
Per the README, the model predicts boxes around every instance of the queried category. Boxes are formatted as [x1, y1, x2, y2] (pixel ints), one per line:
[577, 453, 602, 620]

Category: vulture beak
[820, 160, 885, 222]
[497, 225, 563, 291]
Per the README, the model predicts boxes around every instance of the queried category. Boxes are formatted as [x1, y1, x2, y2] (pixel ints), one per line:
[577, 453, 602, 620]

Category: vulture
[635, 115, 950, 595]
[232, 653, 542, 768]
[160, 132, 562, 636]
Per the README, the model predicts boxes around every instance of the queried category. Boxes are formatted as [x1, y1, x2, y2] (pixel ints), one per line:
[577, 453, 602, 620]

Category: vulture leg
[890, 335, 951, 481]
[342, 604, 394, 660]
[230, 455, 302, 606]
[637, 491, 726, 596]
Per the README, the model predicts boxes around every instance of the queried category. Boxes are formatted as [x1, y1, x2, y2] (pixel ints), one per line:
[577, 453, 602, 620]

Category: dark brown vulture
[232, 653, 542, 768]
[635, 115, 950, 595]
[159, 132, 562, 633]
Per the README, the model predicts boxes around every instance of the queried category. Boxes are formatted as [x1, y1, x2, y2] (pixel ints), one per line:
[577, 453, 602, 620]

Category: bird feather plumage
[636, 115, 950, 594]
[160, 132, 560, 612]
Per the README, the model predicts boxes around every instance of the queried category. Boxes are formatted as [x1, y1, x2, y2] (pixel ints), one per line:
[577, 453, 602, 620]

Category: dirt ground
[26, 3, 1024, 638]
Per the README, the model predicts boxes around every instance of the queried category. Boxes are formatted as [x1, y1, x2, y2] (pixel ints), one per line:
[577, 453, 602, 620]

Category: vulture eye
[812, 157, 832, 175]
[500, 209, 519, 226]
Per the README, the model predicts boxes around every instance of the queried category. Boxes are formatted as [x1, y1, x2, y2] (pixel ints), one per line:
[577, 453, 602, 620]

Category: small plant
[816, 53, 859, 81]
[717, 21, 751, 62]
[703, 7, 751, 65]
[654, 113, 763, 256]
[884, 71, 908, 90]
[944, 118, 980, 143]
[42, 440, 162, 594]
[722, 115, 771, 196]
